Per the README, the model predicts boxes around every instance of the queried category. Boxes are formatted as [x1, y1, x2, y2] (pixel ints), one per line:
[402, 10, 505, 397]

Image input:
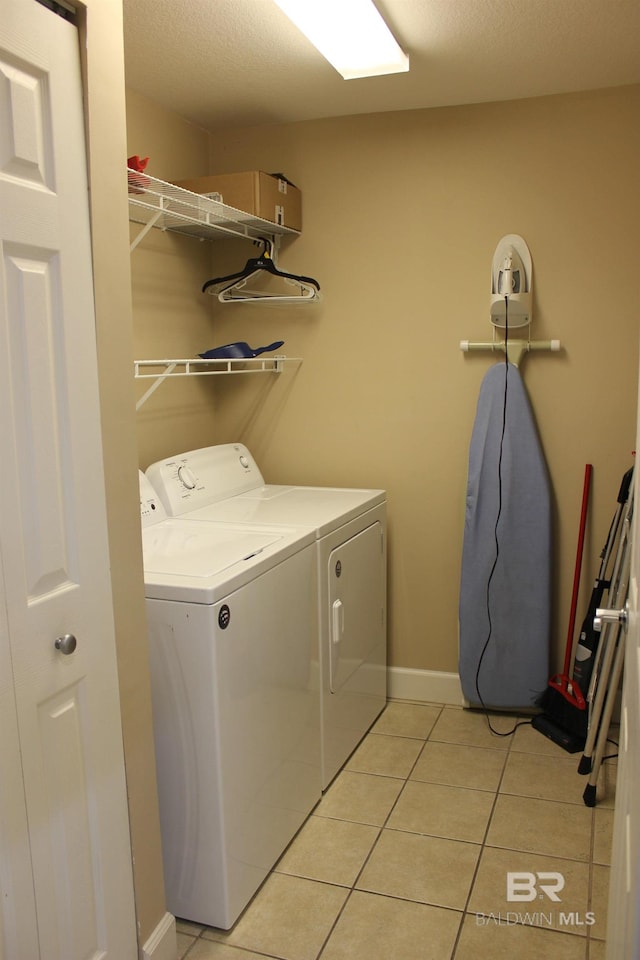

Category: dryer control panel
[146, 443, 265, 517]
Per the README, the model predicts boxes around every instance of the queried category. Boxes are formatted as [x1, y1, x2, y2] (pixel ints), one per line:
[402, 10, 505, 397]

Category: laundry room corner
[200, 86, 640, 688]
[126, 89, 221, 468]
[124, 82, 640, 701]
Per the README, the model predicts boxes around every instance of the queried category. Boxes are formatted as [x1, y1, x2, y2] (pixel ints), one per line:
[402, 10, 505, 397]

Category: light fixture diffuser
[273, 0, 409, 80]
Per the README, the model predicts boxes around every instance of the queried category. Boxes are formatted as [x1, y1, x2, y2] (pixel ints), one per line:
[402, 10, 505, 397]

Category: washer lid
[141, 517, 314, 604]
[142, 520, 281, 579]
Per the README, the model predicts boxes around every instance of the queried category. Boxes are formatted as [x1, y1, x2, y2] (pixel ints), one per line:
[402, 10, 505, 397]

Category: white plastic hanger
[202, 237, 321, 304]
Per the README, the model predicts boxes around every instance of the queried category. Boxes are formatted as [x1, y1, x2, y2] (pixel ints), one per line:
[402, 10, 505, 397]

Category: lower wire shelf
[134, 356, 300, 410]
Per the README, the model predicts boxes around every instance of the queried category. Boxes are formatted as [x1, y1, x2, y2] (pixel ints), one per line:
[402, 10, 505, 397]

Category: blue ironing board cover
[459, 362, 552, 709]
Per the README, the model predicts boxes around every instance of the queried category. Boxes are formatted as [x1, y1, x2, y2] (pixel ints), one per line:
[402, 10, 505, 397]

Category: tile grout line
[586, 805, 596, 960]
[447, 711, 600, 956]
[346, 706, 518, 959]
[331, 707, 531, 960]
[314, 704, 449, 960]
[448, 713, 520, 959]
[452, 712, 610, 959]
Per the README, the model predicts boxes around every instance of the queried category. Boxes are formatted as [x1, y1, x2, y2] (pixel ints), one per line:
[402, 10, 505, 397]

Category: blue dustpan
[199, 340, 284, 360]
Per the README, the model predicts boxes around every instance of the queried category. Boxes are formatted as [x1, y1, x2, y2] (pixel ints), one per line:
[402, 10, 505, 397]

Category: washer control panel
[177, 464, 197, 490]
[139, 471, 167, 528]
[146, 443, 264, 517]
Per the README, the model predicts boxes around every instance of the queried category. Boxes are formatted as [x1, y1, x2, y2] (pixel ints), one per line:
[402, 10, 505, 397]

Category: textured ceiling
[123, 0, 640, 131]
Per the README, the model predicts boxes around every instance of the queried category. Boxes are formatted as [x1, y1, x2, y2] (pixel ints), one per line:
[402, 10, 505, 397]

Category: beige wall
[81, 0, 166, 946]
[127, 91, 221, 466]
[129, 84, 640, 677]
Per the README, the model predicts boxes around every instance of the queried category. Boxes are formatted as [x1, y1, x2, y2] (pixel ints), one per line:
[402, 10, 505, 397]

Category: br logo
[507, 872, 565, 902]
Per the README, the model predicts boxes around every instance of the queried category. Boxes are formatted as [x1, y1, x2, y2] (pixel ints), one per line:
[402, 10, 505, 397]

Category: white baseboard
[388, 667, 465, 706]
[140, 912, 177, 960]
[387, 667, 624, 727]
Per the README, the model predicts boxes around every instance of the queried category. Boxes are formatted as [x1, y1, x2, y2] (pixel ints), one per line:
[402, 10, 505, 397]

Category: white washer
[146, 443, 387, 789]
[139, 473, 320, 929]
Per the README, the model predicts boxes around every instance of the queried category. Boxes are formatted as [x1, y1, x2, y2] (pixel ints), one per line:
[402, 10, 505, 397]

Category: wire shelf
[134, 356, 302, 410]
[128, 169, 300, 248]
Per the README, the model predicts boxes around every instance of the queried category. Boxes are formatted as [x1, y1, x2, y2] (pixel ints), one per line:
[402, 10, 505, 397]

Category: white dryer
[146, 444, 387, 790]
[138, 473, 320, 929]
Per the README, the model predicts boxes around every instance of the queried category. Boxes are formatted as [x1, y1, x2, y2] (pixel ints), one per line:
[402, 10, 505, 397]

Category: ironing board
[459, 362, 551, 709]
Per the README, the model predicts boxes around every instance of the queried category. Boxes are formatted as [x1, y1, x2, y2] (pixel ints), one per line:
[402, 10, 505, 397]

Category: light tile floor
[176, 701, 617, 960]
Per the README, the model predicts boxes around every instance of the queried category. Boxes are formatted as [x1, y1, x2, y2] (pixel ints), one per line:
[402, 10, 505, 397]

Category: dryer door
[328, 521, 385, 694]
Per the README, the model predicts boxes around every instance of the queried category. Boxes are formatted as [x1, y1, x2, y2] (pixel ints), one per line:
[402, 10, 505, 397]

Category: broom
[532, 464, 592, 752]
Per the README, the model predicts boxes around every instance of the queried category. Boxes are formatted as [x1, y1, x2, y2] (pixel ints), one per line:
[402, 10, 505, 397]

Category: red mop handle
[564, 464, 592, 675]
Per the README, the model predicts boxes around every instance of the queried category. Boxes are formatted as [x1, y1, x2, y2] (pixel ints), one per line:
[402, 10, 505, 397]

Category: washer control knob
[55, 633, 77, 655]
[177, 465, 197, 490]
[239, 456, 249, 469]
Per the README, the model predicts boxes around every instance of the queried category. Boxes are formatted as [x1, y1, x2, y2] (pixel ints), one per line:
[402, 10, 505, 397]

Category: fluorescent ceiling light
[273, 0, 409, 80]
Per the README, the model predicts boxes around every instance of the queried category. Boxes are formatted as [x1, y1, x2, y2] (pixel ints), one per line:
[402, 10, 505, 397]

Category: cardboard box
[173, 171, 302, 231]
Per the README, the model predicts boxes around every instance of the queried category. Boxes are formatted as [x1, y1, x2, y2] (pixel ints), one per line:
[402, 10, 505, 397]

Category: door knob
[54, 633, 77, 655]
[594, 603, 628, 632]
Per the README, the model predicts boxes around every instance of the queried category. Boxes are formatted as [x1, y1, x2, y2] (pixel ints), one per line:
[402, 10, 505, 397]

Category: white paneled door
[0, 2, 137, 959]
[607, 363, 640, 959]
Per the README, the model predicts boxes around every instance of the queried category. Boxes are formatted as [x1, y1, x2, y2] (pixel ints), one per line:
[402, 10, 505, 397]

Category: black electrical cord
[474, 294, 531, 737]
[603, 737, 619, 761]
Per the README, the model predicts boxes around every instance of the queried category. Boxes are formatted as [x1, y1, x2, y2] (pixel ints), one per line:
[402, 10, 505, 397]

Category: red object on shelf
[127, 155, 150, 194]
